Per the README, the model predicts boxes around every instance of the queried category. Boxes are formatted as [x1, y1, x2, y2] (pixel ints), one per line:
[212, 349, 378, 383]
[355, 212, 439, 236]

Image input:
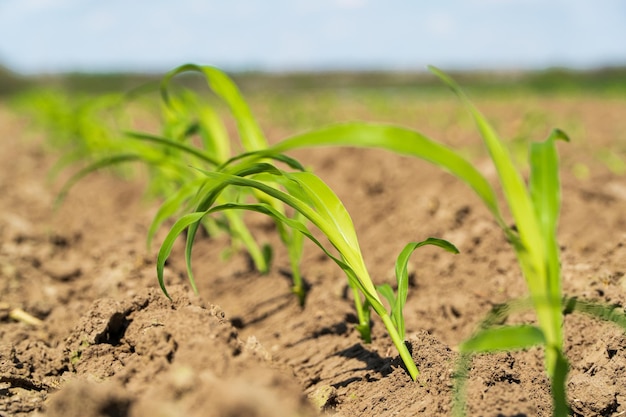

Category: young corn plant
[154, 64, 307, 302]
[17, 90, 134, 180]
[259, 67, 626, 416]
[378, 239, 460, 342]
[150, 66, 272, 275]
[53, 64, 308, 303]
[427, 68, 571, 416]
[429, 68, 626, 417]
[156, 149, 458, 381]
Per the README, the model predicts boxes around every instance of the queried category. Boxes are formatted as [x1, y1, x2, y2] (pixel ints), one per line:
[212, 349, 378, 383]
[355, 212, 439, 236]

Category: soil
[1, 96, 626, 417]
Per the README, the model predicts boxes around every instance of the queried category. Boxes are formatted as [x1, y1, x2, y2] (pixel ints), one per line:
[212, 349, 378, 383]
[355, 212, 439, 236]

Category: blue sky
[1, 0, 625, 74]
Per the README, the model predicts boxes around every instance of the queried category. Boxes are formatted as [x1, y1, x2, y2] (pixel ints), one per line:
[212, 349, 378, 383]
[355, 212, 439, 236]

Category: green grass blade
[429, 65, 544, 269]
[460, 325, 545, 353]
[179, 163, 279, 284]
[285, 210, 307, 305]
[204, 201, 381, 307]
[564, 297, 626, 330]
[528, 129, 570, 373]
[172, 178, 237, 292]
[200, 171, 418, 376]
[196, 104, 231, 162]
[281, 172, 362, 261]
[393, 238, 459, 339]
[157, 211, 207, 298]
[529, 129, 569, 236]
[452, 352, 473, 417]
[280, 171, 386, 307]
[159, 159, 418, 379]
[429, 65, 563, 374]
[176, 162, 288, 289]
[377, 283, 396, 309]
[222, 209, 270, 273]
[529, 129, 570, 298]
[270, 123, 505, 228]
[207, 202, 345, 269]
[199, 169, 385, 310]
[55, 154, 141, 207]
[163, 90, 231, 162]
[147, 177, 208, 248]
[161, 64, 268, 151]
[204, 199, 417, 377]
[125, 130, 220, 166]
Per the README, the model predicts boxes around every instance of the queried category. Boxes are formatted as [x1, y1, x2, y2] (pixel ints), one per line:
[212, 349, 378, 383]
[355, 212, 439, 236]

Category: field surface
[1, 91, 626, 416]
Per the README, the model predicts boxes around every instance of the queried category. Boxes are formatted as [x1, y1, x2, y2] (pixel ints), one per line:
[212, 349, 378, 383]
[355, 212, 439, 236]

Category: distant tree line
[1, 62, 625, 97]
[0, 64, 29, 95]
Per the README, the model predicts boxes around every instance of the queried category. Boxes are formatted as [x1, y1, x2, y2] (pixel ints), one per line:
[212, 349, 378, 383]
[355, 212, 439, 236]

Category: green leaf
[377, 283, 396, 309]
[529, 129, 569, 236]
[460, 325, 545, 353]
[195, 100, 231, 162]
[202, 201, 366, 297]
[392, 238, 459, 339]
[147, 177, 208, 248]
[270, 123, 505, 228]
[55, 154, 141, 208]
[528, 129, 570, 372]
[529, 129, 570, 296]
[564, 297, 626, 331]
[179, 162, 280, 284]
[125, 130, 220, 166]
[223, 209, 270, 273]
[161, 64, 268, 152]
[282, 172, 362, 260]
[157, 211, 207, 298]
[429, 65, 543, 266]
[430, 65, 565, 377]
[196, 169, 385, 313]
[155, 154, 419, 379]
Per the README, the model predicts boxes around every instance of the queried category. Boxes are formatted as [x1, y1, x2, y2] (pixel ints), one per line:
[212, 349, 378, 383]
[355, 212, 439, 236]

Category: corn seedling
[16, 90, 133, 179]
[155, 64, 308, 301]
[156, 147, 458, 380]
[39, 64, 625, 409]
[260, 67, 626, 415]
[51, 64, 308, 303]
[378, 238, 460, 341]
[436, 77, 626, 415]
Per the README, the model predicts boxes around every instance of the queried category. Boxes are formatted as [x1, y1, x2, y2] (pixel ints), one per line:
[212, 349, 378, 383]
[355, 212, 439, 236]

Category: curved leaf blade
[125, 130, 220, 166]
[160, 64, 267, 151]
[270, 123, 505, 228]
[393, 238, 459, 338]
[157, 211, 207, 298]
[460, 325, 545, 353]
[55, 154, 141, 208]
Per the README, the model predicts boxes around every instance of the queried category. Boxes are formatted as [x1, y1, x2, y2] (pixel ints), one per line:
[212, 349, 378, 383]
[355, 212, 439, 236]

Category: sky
[0, 0, 625, 74]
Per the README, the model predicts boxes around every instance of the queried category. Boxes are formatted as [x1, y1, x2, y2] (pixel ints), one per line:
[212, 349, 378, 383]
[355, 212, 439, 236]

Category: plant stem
[351, 285, 371, 343]
[225, 210, 269, 273]
[380, 313, 418, 381]
[289, 252, 306, 306]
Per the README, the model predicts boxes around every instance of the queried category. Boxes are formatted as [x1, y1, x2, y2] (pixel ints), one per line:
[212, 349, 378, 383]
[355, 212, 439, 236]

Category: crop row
[27, 64, 626, 416]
